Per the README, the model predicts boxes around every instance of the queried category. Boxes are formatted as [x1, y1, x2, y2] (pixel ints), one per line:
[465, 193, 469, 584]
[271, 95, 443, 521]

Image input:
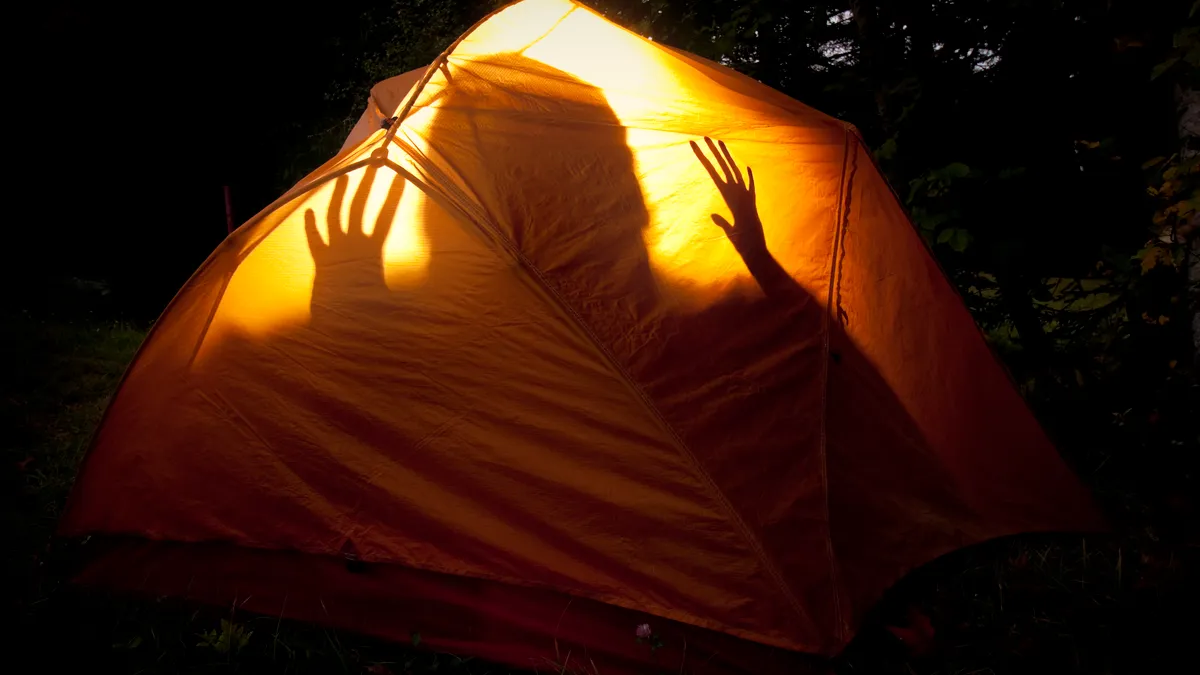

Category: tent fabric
[339, 67, 427, 154]
[59, 0, 1102, 672]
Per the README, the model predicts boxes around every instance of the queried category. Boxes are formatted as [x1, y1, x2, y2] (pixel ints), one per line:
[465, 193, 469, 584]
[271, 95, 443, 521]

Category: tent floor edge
[68, 536, 827, 675]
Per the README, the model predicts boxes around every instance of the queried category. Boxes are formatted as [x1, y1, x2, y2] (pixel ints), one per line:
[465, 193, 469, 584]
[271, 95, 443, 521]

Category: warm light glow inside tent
[60, 2, 1101, 673]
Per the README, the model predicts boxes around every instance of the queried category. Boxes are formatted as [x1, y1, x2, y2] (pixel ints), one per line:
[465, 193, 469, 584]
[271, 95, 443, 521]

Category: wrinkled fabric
[60, 1, 1102, 672]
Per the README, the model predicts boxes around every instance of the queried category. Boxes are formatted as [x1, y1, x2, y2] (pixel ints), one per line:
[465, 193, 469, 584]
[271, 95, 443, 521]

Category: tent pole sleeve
[382, 0, 561, 144]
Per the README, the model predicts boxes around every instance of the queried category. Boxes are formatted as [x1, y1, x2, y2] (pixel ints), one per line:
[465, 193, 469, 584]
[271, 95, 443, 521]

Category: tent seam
[820, 124, 856, 643]
[54, 144, 365, 523]
[371, 0, 818, 633]
[64, 142, 461, 516]
[381, 0, 521, 143]
[384, 117, 814, 640]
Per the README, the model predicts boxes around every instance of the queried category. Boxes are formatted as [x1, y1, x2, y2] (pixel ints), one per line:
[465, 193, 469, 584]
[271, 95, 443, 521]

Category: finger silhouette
[691, 140, 723, 186]
[718, 139, 742, 186]
[348, 165, 377, 237]
[373, 173, 406, 245]
[705, 137, 733, 184]
[711, 213, 734, 234]
[327, 175, 348, 242]
[304, 209, 325, 258]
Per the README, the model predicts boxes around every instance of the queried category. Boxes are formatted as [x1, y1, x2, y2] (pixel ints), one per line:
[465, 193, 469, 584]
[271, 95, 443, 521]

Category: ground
[1, 297, 1195, 674]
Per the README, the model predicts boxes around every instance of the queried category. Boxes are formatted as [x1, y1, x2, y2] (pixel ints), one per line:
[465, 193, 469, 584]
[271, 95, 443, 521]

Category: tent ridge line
[381, 0, 815, 637]
[385, 118, 813, 634]
[178, 156, 381, 369]
[508, 246, 816, 639]
[382, 0, 538, 146]
[119, 0, 514, 485]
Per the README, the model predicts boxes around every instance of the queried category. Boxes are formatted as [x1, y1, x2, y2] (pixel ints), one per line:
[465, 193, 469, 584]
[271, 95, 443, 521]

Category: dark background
[13, 3, 343, 313]
[9, 0, 1190, 324]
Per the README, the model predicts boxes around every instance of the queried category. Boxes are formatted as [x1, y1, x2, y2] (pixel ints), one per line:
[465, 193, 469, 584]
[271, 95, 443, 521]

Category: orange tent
[60, 1, 1101, 672]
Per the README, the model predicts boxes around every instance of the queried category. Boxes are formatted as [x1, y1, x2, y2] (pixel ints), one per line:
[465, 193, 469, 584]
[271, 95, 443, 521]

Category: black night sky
[16, 2, 363, 315]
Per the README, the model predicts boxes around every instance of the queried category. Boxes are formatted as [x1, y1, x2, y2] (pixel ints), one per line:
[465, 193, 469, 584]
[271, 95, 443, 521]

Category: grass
[2, 305, 1195, 674]
[837, 534, 1195, 674]
[2, 314, 144, 579]
[2, 311, 486, 673]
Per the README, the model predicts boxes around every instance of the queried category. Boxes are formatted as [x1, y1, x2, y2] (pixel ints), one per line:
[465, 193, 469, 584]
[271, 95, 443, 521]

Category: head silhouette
[301, 52, 656, 329]
[417, 52, 657, 308]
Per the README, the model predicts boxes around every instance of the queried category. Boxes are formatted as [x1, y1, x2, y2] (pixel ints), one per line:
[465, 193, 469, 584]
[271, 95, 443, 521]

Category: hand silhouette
[691, 137, 806, 303]
[690, 137, 767, 261]
[304, 150, 405, 309]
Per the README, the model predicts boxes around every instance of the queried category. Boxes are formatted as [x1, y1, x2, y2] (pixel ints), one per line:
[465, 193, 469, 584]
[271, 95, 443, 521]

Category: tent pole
[382, 0, 542, 145]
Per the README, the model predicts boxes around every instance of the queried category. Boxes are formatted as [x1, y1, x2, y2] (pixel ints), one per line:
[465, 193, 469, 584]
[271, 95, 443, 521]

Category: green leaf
[1152, 56, 1181, 80]
[1140, 246, 1173, 273]
[875, 137, 898, 161]
[929, 163, 971, 182]
[411, 630, 422, 647]
[1176, 25, 1200, 47]
[950, 230, 972, 252]
[906, 178, 926, 205]
[1142, 156, 1167, 170]
[937, 228, 972, 252]
[916, 209, 955, 233]
[944, 162, 971, 179]
[113, 635, 143, 650]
